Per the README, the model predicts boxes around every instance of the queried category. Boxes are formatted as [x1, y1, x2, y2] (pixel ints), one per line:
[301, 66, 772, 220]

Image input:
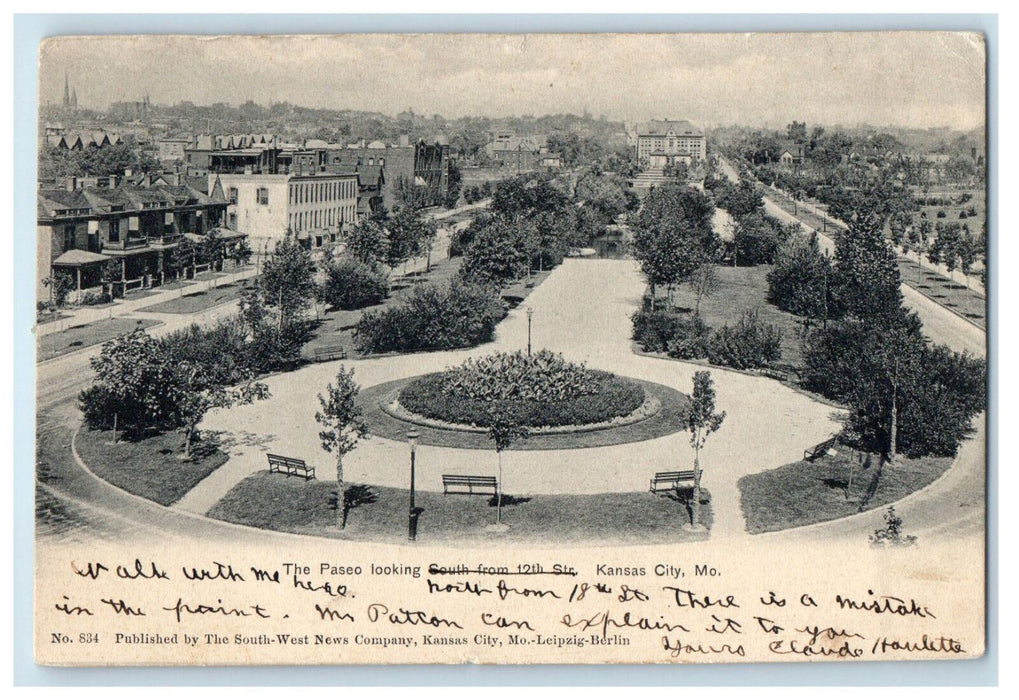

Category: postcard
[33, 31, 988, 665]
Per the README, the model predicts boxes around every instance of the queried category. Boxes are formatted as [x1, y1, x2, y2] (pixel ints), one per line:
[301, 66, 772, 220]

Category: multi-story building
[156, 137, 192, 163]
[37, 174, 232, 301]
[484, 134, 549, 172]
[323, 139, 450, 209]
[635, 120, 706, 170]
[211, 171, 359, 254]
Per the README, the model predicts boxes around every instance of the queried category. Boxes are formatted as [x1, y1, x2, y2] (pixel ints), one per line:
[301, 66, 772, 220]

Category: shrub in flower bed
[440, 350, 598, 403]
[398, 366, 645, 429]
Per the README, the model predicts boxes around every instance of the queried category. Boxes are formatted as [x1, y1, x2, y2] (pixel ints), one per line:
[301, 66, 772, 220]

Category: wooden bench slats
[442, 474, 498, 496]
[267, 453, 316, 480]
[313, 346, 347, 362]
[649, 470, 697, 494]
[804, 436, 839, 461]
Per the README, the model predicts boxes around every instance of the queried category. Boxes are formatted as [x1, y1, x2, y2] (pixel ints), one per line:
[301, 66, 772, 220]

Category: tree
[767, 231, 835, 327]
[486, 408, 530, 528]
[42, 271, 75, 310]
[690, 256, 719, 317]
[315, 367, 370, 529]
[260, 234, 317, 332]
[684, 371, 726, 528]
[831, 226, 903, 322]
[444, 159, 463, 209]
[168, 237, 197, 280]
[164, 359, 269, 459]
[86, 330, 168, 442]
[344, 218, 390, 270]
[632, 185, 718, 307]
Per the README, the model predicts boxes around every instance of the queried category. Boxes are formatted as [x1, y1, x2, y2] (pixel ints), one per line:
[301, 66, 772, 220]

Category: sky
[39, 32, 986, 130]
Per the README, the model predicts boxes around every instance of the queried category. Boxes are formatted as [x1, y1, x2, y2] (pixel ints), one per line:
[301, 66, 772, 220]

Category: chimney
[64, 176, 77, 191]
[108, 175, 118, 189]
[124, 167, 133, 177]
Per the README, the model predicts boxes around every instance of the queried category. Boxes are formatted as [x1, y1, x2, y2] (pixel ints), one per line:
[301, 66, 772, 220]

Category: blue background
[12, 12, 999, 687]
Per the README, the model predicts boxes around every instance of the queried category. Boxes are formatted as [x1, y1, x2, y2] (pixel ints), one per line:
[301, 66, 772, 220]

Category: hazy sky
[40, 32, 986, 130]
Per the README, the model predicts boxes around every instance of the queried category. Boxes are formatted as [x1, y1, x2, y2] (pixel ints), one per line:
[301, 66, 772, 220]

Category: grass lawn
[208, 472, 712, 544]
[738, 449, 953, 534]
[659, 264, 808, 371]
[75, 426, 228, 506]
[139, 280, 254, 314]
[358, 377, 689, 450]
[37, 317, 160, 363]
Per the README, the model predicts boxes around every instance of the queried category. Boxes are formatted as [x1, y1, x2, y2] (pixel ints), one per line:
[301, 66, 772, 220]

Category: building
[210, 171, 359, 254]
[484, 134, 549, 172]
[156, 137, 193, 163]
[37, 175, 232, 301]
[45, 130, 123, 151]
[635, 120, 706, 170]
[323, 139, 450, 209]
[777, 141, 805, 166]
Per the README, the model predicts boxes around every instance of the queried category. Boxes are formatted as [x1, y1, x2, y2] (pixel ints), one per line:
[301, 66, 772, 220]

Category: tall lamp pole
[407, 431, 420, 541]
[526, 306, 534, 357]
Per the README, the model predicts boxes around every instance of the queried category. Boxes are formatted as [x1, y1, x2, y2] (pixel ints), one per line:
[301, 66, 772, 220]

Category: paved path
[190, 258, 841, 541]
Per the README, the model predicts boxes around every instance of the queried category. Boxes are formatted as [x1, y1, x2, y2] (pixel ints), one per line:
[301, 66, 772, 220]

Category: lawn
[37, 317, 160, 363]
[75, 426, 228, 506]
[139, 280, 254, 314]
[208, 473, 712, 544]
[655, 264, 808, 372]
[738, 449, 952, 534]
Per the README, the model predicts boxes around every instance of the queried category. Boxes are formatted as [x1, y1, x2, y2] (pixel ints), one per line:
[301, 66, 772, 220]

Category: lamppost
[407, 430, 420, 541]
[525, 306, 534, 356]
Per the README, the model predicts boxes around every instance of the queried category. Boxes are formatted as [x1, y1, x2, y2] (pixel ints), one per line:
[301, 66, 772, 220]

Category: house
[777, 141, 805, 165]
[484, 134, 548, 172]
[37, 175, 231, 301]
[156, 136, 193, 163]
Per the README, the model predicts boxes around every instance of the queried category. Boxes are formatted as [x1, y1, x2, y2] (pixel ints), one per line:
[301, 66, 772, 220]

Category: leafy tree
[84, 330, 167, 441]
[444, 159, 463, 209]
[486, 408, 530, 527]
[344, 218, 390, 270]
[684, 371, 726, 527]
[259, 234, 317, 332]
[690, 256, 719, 317]
[321, 258, 390, 310]
[459, 217, 533, 287]
[831, 227, 902, 322]
[164, 359, 269, 459]
[315, 366, 370, 529]
[767, 232, 835, 327]
[632, 184, 718, 307]
[42, 271, 75, 309]
[168, 238, 197, 280]
[715, 180, 764, 220]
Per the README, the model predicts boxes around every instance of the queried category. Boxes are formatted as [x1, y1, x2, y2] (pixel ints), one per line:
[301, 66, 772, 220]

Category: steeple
[71, 88, 77, 109]
[63, 72, 70, 108]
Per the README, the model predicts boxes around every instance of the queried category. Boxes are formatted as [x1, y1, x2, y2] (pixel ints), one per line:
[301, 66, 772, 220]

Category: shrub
[705, 309, 783, 370]
[399, 370, 645, 428]
[936, 210, 947, 218]
[632, 307, 686, 352]
[439, 350, 598, 402]
[665, 316, 712, 359]
[79, 289, 111, 306]
[321, 259, 390, 310]
[354, 280, 504, 354]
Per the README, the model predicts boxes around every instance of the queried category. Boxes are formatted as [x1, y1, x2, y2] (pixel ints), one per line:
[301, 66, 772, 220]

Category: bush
[399, 370, 645, 428]
[321, 259, 390, 310]
[79, 289, 112, 306]
[354, 280, 504, 354]
[705, 309, 783, 370]
[438, 350, 598, 402]
[632, 307, 686, 353]
[936, 210, 947, 218]
[665, 316, 712, 359]
[77, 384, 148, 435]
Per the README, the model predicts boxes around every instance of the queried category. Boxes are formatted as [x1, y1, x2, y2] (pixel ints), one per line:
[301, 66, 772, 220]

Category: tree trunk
[496, 451, 503, 526]
[184, 426, 195, 460]
[690, 444, 701, 527]
[888, 377, 898, 466]
[112, 412, 118, 444]
[336, 453, 346, 529]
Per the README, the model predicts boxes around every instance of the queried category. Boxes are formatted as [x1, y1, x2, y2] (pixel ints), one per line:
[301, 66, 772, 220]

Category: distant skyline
[40, 33, 986, 131]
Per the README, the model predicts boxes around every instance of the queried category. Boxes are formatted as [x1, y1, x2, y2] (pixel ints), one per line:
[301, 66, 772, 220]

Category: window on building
[228, 212, 237, 229]
[227, 187, 238, 204]
[257, 187, 269, 205]
[63, 225, 75, 251]
[164, 212, 175, 234]
[108, 218, 120, 243]
[128, 216, 140, 237]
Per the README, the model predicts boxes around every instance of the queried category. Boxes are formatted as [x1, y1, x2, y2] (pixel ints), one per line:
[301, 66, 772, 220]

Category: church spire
[63, 72, 70, 108]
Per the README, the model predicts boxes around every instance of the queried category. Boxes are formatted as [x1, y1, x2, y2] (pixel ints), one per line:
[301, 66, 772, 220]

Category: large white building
[635, 119, 707, 170]
[210, 171, 359, 253]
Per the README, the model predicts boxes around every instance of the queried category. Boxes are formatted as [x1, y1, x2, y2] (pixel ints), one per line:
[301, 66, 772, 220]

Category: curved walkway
[185, 258, 842, 541]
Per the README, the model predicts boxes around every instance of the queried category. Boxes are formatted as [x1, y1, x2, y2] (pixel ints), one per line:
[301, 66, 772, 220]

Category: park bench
[267, 453, 316, 480]
[804, 435, 839, 462]
[313, 345, 348, 362]
[442, 474, 498, 497]
[649, 470, 697, 495]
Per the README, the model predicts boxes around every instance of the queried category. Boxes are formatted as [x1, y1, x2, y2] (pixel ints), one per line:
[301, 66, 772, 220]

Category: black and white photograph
[29, 30, 990, 667]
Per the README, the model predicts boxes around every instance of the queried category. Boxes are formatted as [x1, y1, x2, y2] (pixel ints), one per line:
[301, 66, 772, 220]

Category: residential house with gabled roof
[37, 175, 232, 302]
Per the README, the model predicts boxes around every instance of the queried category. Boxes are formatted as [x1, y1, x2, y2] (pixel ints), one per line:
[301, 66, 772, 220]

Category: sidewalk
[36, 266, 259, 337]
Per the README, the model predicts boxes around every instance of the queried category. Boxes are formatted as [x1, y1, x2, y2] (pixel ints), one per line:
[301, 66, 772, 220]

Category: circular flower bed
[397, 350, 646, 429]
